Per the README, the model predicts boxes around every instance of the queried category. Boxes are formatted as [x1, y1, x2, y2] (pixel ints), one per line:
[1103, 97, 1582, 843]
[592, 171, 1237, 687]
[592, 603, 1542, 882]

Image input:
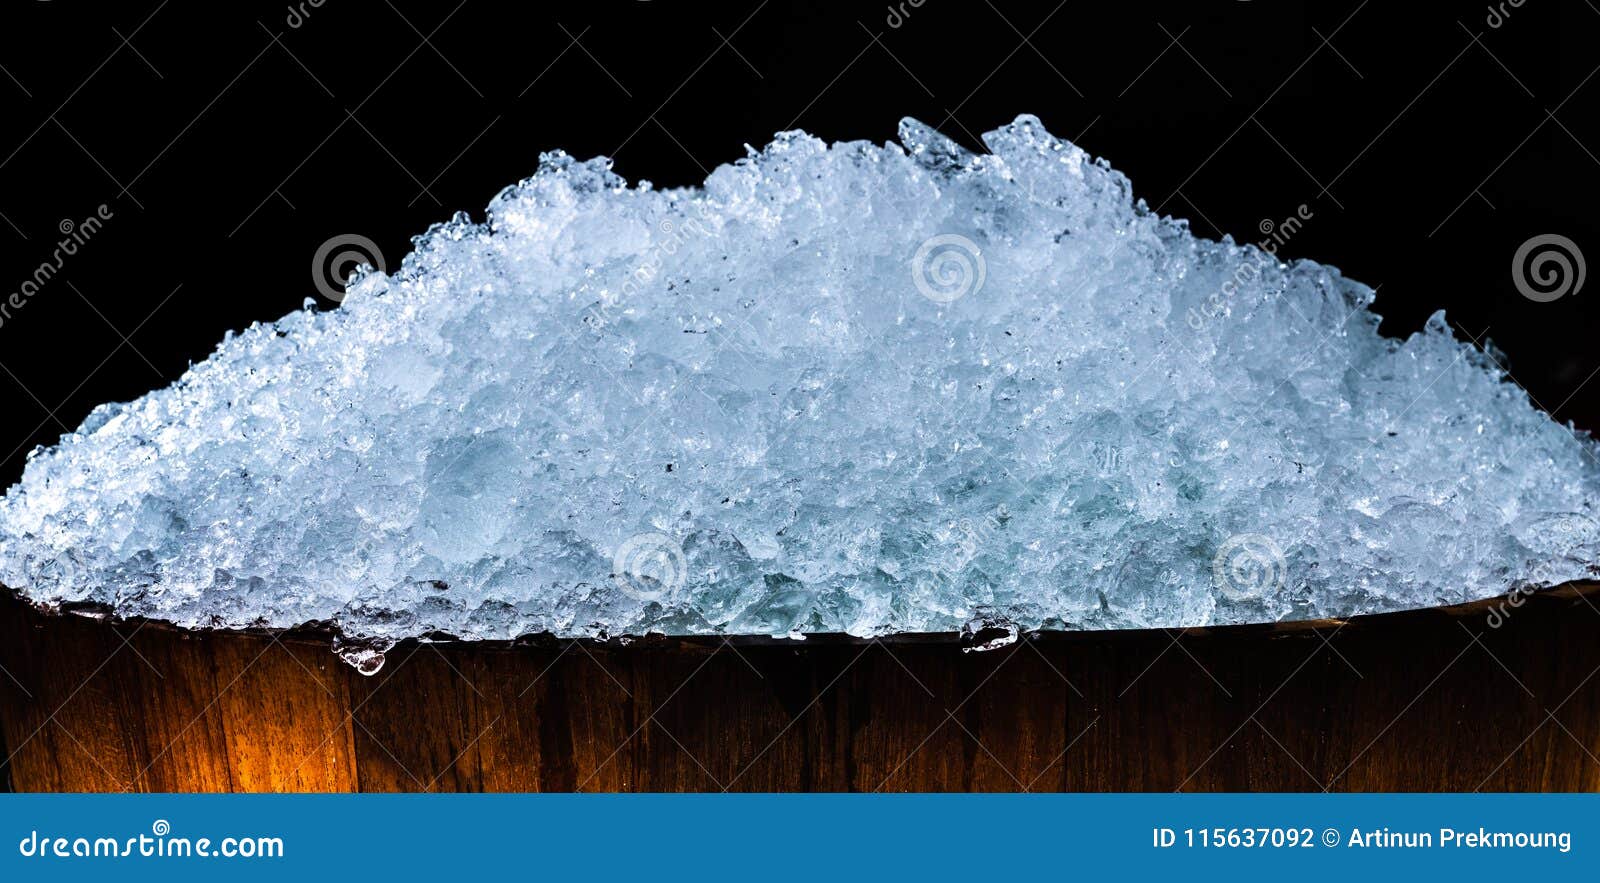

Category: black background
[0, 0, 1596, 489]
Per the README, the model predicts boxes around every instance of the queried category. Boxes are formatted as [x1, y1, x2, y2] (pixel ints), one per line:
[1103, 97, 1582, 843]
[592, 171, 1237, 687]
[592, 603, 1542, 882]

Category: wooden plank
[0, 606, 139, 791]
[212, 635, 357, 792]
[117, 627, 234, 792]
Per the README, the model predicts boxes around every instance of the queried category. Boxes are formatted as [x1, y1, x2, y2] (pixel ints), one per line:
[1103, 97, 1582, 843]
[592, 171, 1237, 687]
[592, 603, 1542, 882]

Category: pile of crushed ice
[3, 115, 1598, 662]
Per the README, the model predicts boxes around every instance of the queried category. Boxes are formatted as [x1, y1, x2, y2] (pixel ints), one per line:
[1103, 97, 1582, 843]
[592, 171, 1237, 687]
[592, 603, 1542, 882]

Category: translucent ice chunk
[2, 115, 1597, 650]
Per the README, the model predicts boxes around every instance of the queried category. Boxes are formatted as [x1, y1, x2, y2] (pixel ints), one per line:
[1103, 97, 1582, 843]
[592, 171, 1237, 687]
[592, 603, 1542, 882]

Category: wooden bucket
[3, 584, 1598, 791]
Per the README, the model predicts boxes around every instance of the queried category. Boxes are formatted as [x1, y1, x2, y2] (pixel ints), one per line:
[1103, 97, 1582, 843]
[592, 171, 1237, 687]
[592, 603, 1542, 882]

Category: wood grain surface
[3, 585, 1599, 792]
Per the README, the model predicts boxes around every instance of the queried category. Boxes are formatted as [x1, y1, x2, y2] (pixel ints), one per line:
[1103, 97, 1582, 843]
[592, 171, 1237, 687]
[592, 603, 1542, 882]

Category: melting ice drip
[2, 115, 1598, 672]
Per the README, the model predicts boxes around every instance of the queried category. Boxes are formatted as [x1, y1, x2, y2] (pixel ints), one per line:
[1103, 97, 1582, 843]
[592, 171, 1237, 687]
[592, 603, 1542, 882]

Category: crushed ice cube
[2, 115, 1598, 652]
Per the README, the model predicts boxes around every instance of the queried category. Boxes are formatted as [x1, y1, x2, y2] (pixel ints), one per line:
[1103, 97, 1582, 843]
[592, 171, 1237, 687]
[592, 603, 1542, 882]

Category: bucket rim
[7, 580, 1596, 652]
